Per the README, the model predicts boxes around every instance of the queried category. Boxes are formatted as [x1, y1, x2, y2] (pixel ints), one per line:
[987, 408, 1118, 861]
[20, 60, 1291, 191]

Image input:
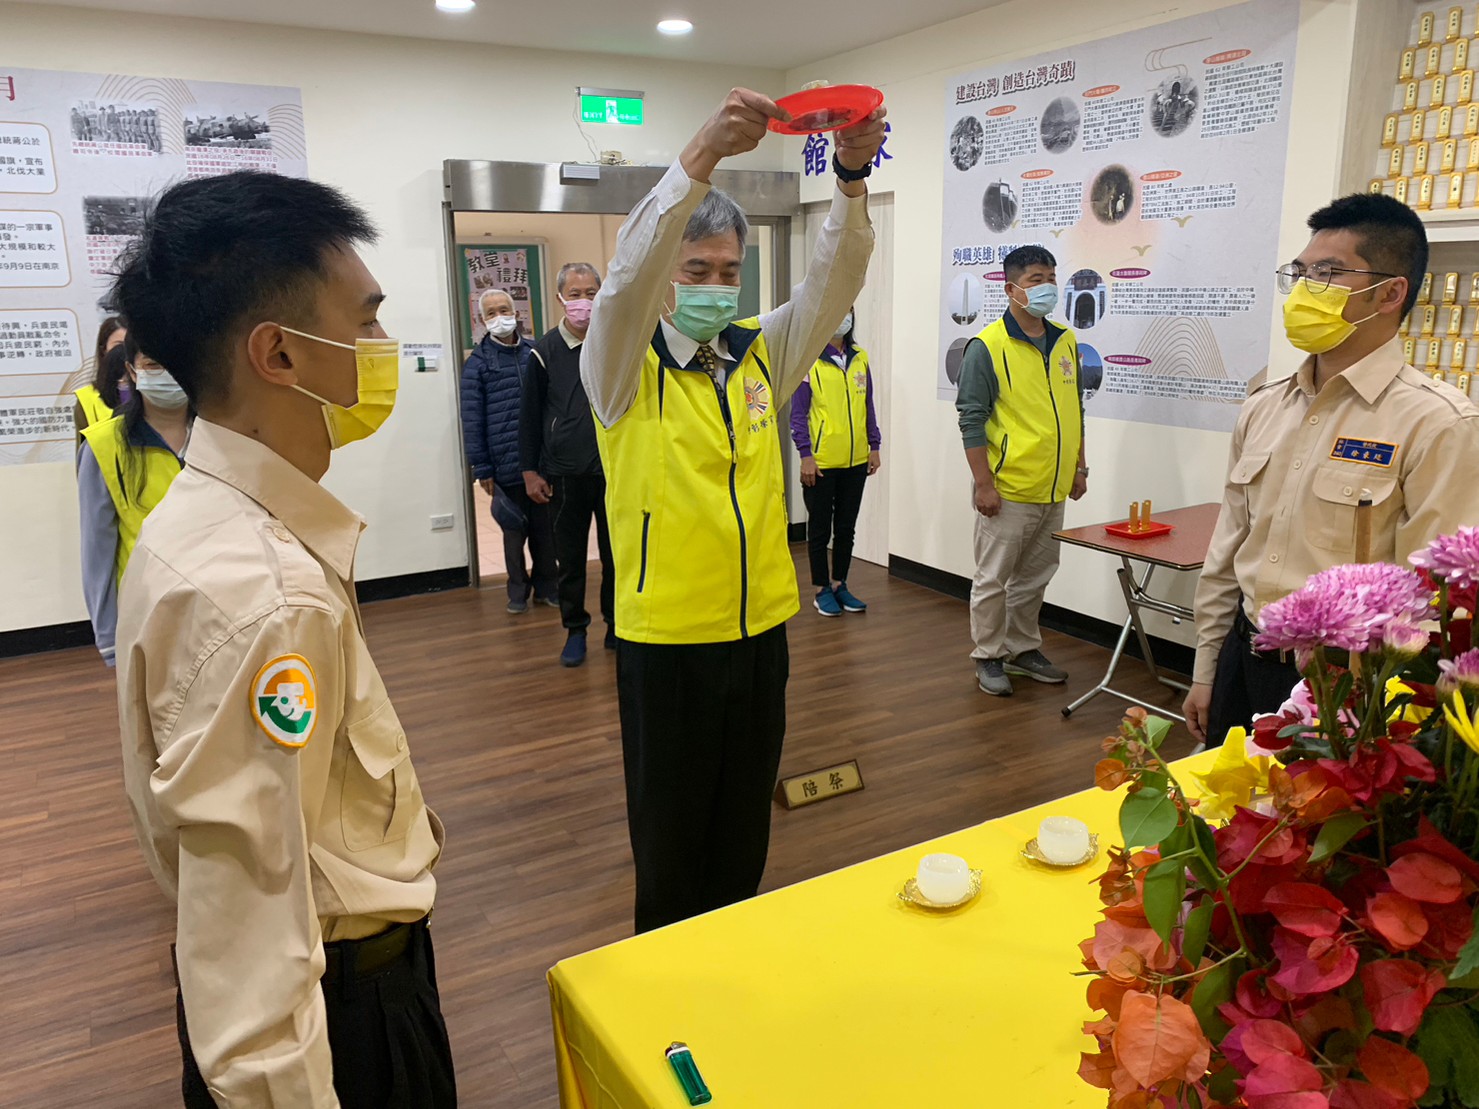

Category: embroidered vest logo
[746, 376, 774, 431]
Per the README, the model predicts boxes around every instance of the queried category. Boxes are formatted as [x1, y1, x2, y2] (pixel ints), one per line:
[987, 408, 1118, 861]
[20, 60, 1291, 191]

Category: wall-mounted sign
[578, 86, 644, 126]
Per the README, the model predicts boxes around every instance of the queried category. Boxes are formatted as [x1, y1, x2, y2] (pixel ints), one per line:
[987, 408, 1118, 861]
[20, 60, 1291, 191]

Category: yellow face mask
[1282, 277, 1393, 355]
[281, 327, 400, 449]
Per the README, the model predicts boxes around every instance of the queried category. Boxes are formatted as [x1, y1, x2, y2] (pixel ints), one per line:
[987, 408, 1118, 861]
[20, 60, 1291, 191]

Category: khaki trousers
[969, 496, 1066, 661]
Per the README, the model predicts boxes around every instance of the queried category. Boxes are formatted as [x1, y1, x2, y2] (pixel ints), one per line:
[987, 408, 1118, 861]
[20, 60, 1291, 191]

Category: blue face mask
[1014, 282, 1059, 318]
[670, 283, 741, 343]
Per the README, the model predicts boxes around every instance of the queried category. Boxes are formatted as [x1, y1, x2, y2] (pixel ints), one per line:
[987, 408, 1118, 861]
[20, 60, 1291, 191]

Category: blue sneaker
[560, 631, 587, 668]
[814, 587, 842, 617]
[834, 582, 867, 612]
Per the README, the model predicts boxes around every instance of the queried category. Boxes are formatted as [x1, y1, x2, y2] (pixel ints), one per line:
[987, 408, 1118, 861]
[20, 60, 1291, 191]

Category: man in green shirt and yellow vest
[956, 245, 1088, 697]
[582, 88, 885, 933]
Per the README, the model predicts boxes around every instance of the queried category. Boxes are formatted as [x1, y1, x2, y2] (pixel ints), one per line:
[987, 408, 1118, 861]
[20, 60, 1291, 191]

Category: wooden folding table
[1053, 502, 1220, 721]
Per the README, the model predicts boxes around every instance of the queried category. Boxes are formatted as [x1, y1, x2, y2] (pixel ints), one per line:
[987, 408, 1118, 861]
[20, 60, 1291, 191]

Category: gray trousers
[969, 496, 1066, 661]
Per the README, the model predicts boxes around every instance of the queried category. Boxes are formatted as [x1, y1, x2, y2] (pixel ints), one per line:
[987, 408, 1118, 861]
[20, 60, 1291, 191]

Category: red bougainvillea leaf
[1241, 1053, 1325, 1098]
[1356, 1035, 1430, 1100]
[1112, 991, 1212, 1088]
[1386, 741, 1437, 785]
[1386, 853, 1464, 905]
[1366, 891, 1430, 952]
[1079, 1049, 1118, 1090]
[1266, 883, 1348, 938]
[1236, 969, 1286, 1019]
[1418, 898, 1475, 961]
[1391, 818, 1479, 881]
[1292, 996, 1357, 1046]
[1240, 1018, 1310, 1066]
[1328, 1079, 1407, 1109]
[1360, 960, 1446, 1037]
[1272, 927, 1360, 997]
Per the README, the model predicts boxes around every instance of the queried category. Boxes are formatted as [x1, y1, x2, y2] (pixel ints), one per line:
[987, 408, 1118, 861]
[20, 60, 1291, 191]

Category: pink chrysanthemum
[1438, 649, 1479, 695]
[1411, 527, 1479, 591]
[1382, 620, 1432, 659]
[1254, 563, 1434, 662]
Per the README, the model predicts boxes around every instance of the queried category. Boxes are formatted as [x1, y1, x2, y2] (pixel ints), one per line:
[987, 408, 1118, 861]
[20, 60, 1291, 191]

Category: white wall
[785, 0, 1364, 646]
[0, 2, 786, 633]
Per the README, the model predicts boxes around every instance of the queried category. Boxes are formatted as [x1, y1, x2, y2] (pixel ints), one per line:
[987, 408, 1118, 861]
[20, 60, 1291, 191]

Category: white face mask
[133, 364, 189, 409]
[485, 314, 517, 338]
[834, 313, 853, 339]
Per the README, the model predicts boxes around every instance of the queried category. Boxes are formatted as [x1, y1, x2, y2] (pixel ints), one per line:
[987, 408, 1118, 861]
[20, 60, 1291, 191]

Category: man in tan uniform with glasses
[110, 172, 455, 1107]
[1186, 192, 1479, 748]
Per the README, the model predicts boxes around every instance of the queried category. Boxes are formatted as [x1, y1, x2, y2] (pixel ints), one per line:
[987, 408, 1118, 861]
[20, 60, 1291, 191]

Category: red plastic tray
[1104, 521, 1175, 540]
[769, 85, 884, 135]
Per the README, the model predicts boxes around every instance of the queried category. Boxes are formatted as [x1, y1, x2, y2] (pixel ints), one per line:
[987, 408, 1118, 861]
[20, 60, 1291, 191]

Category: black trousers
[550, 473, 614, 632]
[494, 484, 557, 604]
[801, 463, 870, 589]
[616, 624, 789, 934]
[1206, 613, 1301, 748]
[177, 919, 456, 1109]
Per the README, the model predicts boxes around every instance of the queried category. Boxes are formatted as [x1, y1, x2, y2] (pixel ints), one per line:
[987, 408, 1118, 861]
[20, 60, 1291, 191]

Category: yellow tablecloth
[548, 753, 1217, 1108]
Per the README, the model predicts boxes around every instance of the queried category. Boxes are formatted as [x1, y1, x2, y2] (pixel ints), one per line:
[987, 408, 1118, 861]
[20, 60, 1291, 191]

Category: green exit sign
[579, 88, 644, 126]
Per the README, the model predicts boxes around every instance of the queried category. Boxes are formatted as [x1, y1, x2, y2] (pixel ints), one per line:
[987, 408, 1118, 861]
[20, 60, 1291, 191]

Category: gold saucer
[1021, 833, 1101, 869]
[898, 870, 983, 909]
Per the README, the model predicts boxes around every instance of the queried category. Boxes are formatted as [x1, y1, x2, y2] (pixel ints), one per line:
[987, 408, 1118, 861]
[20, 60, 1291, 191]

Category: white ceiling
[16, 0, 1007, 69]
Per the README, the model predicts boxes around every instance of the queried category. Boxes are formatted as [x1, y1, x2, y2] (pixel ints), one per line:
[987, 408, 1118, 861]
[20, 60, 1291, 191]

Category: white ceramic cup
[1037, 816, 1091, 864]
[916, 853, 972, 903]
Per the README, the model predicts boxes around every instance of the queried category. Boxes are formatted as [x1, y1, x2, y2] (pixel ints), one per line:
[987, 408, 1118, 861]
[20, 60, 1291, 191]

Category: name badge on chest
[1329, 437, 1398, 467]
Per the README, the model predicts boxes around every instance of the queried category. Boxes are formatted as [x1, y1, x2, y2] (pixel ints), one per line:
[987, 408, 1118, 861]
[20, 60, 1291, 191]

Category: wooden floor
[0, 552, 1193, 1108]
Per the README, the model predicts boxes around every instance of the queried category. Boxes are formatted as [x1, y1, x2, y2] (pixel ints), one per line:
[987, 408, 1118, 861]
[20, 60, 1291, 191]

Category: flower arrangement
[1078, 527, 1479, 1109]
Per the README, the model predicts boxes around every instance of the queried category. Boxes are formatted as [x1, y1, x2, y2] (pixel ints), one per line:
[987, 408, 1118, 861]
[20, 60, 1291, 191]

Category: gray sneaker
[1005, 649, 1068, 684]
[975, 658, 1013, 697]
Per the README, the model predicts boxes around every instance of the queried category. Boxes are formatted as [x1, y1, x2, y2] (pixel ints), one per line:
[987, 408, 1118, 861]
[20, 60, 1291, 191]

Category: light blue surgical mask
[670, 283, 740, 343]
[1014, 282, 1059, 319]
[133, 365, 189, 410]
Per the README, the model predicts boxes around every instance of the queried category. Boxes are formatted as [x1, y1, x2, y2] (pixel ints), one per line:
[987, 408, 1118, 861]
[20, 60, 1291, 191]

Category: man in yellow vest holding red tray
[582, 88, 886, 933]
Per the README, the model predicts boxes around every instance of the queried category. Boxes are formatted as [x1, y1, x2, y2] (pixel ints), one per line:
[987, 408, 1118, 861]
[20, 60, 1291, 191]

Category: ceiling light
[657, 18, 693, 35]
[436, 0, 476, 12]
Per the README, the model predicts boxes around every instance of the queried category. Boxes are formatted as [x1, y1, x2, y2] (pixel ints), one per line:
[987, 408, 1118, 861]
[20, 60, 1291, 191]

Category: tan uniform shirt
[1194, 336, 1479, 685]
[117, 420, 443, 1108]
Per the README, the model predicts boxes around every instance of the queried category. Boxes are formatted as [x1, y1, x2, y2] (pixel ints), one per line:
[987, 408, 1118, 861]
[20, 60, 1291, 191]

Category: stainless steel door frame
[442, 160, 801, 587]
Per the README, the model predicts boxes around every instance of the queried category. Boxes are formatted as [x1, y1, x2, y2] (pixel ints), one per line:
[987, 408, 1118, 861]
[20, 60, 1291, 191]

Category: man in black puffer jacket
[460, 288, 557, 613]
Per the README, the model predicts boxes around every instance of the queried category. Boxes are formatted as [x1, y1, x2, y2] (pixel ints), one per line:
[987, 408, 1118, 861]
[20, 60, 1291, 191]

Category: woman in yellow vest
[791, 307, 882, 616]
[73, 315, 129, 437]
[77, 335, 192, 664]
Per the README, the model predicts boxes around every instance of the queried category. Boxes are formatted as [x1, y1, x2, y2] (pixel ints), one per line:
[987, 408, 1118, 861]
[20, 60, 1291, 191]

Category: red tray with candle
[1104, 520, 1175, 540]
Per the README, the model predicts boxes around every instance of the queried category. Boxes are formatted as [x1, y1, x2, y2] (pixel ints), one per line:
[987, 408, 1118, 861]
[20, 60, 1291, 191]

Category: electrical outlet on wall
[430, 514, 454, 532]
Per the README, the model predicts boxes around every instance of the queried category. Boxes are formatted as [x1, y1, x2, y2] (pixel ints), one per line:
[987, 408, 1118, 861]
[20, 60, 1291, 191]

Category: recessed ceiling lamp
[657, 18, 694, 35]
[436, 0, 476, 12]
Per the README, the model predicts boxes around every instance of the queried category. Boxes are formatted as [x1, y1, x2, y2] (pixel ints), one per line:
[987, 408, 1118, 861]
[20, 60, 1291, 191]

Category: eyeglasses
[1276, 261, 1398, 295]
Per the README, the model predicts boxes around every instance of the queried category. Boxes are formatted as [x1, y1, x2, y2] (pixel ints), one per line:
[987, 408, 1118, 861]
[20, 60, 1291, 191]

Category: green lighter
[665, 1042, 713, 1105]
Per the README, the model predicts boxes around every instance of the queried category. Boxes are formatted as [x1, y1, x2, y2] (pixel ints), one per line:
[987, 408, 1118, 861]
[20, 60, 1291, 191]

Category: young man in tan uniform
[1186, 193, 1479, 747]
[110, 173, 455, 1107]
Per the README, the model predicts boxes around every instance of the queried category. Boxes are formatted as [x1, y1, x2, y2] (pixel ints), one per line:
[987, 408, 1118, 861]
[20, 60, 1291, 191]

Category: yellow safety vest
[74, 384, 113, 429]
[596, 320, 798, 644]
[975, 314, 1082, 504]
[806, 346, 871, 469]
[80, 415, 185, 583]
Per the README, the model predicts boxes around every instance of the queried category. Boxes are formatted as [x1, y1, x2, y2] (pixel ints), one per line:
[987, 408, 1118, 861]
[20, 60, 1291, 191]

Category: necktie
[693, 345, 719, 374]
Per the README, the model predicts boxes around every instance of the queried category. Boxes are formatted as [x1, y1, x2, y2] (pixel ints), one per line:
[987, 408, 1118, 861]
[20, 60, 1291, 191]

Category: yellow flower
[1190, 728, 1273, 822]
[1388, 677, 1434, 725]
[1445, 693, 1479, 756]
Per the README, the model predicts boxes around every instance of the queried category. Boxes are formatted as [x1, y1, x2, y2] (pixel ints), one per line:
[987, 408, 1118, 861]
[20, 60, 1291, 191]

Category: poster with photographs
[458, 243, 548, 351]
[0, 66, 305, 465]
[938, 0, 1297, 431]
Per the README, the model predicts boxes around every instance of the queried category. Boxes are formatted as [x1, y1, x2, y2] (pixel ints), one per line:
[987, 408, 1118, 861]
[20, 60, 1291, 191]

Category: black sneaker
[975, 658, 1012, 696]
[1004, 649, 1068, 684]
[560, 631, 587, 668]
